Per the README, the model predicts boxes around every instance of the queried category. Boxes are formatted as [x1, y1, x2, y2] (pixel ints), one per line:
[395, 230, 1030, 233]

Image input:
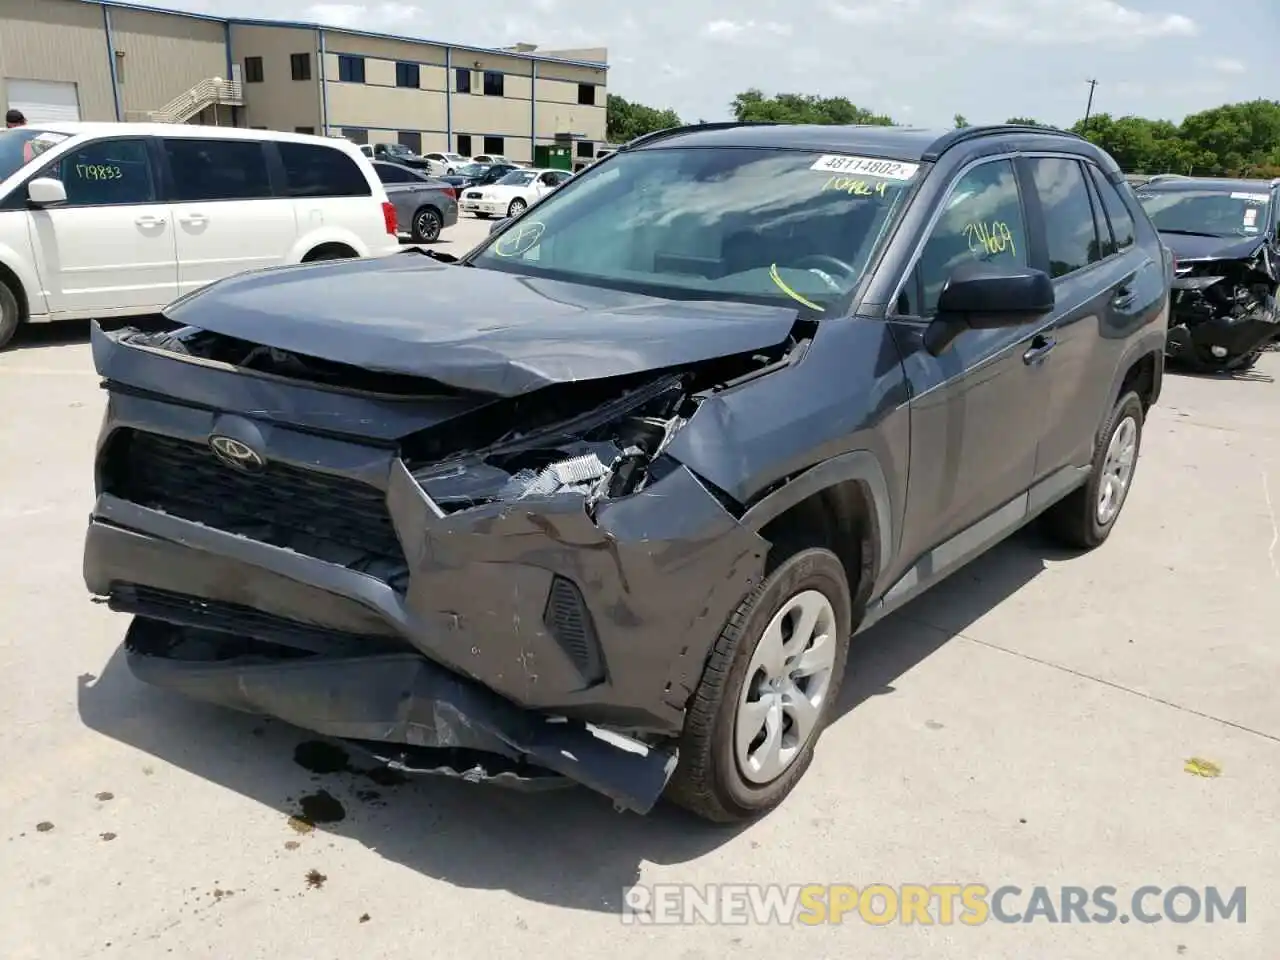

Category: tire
[665, 545, 853, 823]
[410, 206, 442, 243]
[303, 246, 356, 263]
[0, 281, 20, 351]
[1042, 390, 1144, 549]
[507, 198, 527, 218]
[474, 212, 491, 220]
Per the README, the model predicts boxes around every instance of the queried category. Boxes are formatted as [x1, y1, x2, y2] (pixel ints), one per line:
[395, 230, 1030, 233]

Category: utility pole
[1082, 79, 1098, 132]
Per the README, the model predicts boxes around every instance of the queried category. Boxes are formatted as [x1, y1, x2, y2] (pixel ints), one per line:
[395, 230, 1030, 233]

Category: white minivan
[0, 123, 401, 349]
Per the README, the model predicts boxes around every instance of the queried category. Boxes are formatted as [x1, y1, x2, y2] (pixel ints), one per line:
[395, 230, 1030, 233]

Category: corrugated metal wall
[0, 0, 115, 120]
[109, 6, 227, 116]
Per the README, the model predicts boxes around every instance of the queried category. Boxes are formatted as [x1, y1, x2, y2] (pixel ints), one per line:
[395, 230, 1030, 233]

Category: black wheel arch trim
[737, 450, 893, 583]
[1107, 329, 1166, 414]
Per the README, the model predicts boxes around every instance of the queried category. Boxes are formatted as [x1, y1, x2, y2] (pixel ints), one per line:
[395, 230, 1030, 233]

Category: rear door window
[278, 142, 372, 198]
[373, 162, 413, 184]
[56, 138, 156, 206]
[1086, 164, 1136, 253]
[1027, 157, 1103, 277]
[162, 138, 273, 201]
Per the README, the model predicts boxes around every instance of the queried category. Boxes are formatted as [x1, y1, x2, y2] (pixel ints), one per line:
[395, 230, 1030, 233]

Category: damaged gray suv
[84, 123, 1170, 822]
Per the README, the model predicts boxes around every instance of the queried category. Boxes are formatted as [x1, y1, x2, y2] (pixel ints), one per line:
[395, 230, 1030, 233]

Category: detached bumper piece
[120, 613, 678, 814]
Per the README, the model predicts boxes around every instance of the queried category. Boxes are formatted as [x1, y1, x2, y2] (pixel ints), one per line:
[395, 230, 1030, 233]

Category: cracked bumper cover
[83, 354, 771, 813]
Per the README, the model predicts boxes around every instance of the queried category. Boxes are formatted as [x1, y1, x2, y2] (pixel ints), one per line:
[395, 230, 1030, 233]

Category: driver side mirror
[924, 260, 1054, 356]
[489, 218, 509, 236]
[27, 177, 67, 207]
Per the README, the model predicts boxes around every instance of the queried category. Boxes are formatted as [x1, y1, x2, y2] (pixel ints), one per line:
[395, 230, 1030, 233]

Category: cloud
[304, 2, 422, 29]
[950, 0, 1196, 44]
[824, 0, 922, 24]
[701, 19, 792, 41]
[1203, 57, 1246, 74]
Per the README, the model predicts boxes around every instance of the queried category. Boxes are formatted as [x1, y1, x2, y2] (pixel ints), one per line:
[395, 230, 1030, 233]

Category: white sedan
[458, 168, 573, 218]
[423, 151, 470, 175]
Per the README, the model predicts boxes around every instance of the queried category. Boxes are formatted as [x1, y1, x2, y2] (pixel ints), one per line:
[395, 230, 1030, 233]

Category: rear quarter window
[279, 143, 372, 198]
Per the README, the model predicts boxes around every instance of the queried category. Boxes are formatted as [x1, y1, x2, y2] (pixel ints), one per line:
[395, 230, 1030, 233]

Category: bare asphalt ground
[1, 218, 1276, 958]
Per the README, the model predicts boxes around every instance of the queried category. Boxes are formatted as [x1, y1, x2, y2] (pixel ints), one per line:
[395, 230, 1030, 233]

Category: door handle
[1022, 334, 1057, 365]
[179, 214, 208, 224]
[134, 215, 166, 226]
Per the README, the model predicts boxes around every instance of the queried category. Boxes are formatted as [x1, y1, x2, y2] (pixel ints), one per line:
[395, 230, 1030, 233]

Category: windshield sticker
[821, 176, 890, 198]
[1230, 192, 1269, 203]
[810, 154, 919, 180]
[492, 220, 544, 257]
[1243, 208, 1258, 226]
[965, 220, 1016, 257]
[768, 264, 825, 312]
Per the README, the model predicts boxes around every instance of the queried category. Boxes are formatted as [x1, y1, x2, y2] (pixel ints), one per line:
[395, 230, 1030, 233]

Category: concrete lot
[1, 233, 1277, 957]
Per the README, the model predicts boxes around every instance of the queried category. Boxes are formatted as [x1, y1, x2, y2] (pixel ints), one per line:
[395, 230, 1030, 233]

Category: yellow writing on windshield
[822, 176, 889, 198]
[964, 220, 1016, 257]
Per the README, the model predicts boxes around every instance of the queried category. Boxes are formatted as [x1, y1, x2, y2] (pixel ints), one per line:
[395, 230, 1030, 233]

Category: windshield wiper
[1158, 229, 1226, 238]
[404, 247, 458, 263]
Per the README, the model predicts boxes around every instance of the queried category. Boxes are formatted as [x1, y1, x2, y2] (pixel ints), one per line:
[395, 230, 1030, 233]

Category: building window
[482, 136, 504, 156]
[576, 141, 594, 158]
[114, 51, 126, 85]
[295, 126, 315, 134]
[244, 56, 264, 83]
[577, 83, 595, 106]
[456, 134, 472, 155]
[337, 55, 365, 83]
[455, 68, 471, 93]
[482, 70, 504, 96]
[341, 127, 368, 145]
[290, 53, 311, 81]
[397, 130, 422, 153]
[395, 61, 420, 88]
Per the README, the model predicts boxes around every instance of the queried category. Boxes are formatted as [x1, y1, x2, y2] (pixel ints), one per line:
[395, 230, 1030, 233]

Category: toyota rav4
[83, 122, 1170, 823]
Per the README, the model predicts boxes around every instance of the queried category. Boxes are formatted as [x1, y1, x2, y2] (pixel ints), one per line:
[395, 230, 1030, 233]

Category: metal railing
[147, 78, 244, 124]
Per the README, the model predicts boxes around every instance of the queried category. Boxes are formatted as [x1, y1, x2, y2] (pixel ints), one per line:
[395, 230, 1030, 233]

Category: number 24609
[74, 164, 123, 181]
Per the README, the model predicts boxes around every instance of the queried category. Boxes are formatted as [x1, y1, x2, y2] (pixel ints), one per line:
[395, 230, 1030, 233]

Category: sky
[129, 0, 1280, 129]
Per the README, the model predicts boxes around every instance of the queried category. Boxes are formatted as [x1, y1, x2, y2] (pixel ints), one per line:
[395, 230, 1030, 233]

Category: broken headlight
[411, 397, 688, 515]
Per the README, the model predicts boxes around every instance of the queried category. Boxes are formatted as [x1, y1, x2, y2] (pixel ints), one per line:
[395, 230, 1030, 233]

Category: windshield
[470, 146, 919, 311]
[1136, 187, 1272, 238]
[384, 144, 414, 156]
[0, 128, 70, 182]
[496, 170, 537, 186]
[457, 163, 488, 176]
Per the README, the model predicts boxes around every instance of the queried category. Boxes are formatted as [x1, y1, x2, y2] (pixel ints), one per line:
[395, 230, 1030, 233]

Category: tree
[953, 113, 969, 128]
[1006, 117, 1052, 127]
[731, 89, 894, 126]
[606, 94, 682, 144]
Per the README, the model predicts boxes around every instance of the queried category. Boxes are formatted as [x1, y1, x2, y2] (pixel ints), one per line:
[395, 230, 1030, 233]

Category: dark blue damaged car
[84, 122, 1170, 822]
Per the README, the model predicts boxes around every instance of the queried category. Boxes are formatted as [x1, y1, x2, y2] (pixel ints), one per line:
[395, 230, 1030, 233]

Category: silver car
[370, 161, 460, 243]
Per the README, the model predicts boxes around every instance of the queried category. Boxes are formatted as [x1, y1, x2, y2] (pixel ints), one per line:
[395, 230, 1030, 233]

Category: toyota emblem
[209, 435, 265, 471]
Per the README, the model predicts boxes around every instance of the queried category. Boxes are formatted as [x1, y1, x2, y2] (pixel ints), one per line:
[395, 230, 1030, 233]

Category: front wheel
[507, 198, 527, 217]
[0, 281, 20, 351]
[1042, 390, 1145, 549]
[665, 546, 852, 822]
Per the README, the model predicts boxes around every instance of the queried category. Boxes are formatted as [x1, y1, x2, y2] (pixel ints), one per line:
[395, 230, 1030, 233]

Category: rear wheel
[665, 545, 852, 822]
[302, 244, 357, 263]
[473, 212, 491, 220]
[1042, 390, 1144, 549]
[0, 281, 20, 350]
[507, 198, 527, 217]
[410, 206, 442, 243]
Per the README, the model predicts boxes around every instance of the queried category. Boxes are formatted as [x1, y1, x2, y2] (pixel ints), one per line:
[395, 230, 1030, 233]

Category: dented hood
[1160, 231, 1267, 263]
[162, 253, 800, 397]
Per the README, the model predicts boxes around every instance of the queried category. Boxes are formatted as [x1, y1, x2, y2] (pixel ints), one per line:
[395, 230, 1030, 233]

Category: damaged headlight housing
[410, 381, 690, 516]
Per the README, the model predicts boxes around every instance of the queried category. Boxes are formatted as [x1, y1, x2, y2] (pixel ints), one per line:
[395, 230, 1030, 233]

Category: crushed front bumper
[120, 616, 675, 810]
[83, 325, 770, 813]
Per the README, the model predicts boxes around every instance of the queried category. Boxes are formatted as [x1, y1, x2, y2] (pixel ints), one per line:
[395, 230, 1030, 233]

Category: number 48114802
[75, 164, 123, 180]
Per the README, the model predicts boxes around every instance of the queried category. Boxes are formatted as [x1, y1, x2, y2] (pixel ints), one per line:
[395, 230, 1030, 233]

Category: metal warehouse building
[0, 0, 608, 165]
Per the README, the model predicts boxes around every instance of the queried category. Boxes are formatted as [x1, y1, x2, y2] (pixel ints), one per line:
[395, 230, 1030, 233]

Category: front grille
[103, 430, 408, 582]
[109, 584, 401, 656]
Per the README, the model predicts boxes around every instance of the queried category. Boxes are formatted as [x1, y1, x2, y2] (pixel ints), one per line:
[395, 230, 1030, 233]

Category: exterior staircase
[126, 77, 244, 124]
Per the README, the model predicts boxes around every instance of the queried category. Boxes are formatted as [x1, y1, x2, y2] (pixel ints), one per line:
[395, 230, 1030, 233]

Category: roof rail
[619, 121, 779, 151]
[921, 124, 1085, 162]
